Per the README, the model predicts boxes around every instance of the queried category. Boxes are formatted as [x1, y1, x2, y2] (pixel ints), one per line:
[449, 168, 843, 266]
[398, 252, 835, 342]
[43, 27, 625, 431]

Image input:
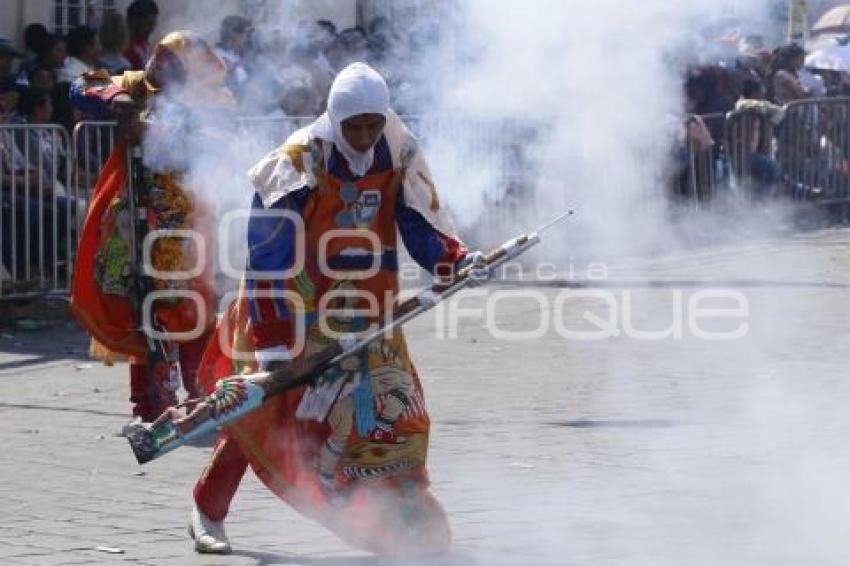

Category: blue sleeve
[245, 189, 310, 329]
[395, 194, 465, 274]
[246, 189, 310, 274]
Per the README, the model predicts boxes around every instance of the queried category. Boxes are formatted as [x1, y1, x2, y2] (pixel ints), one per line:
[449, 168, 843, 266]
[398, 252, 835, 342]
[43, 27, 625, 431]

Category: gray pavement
[3, 228, 850, 565]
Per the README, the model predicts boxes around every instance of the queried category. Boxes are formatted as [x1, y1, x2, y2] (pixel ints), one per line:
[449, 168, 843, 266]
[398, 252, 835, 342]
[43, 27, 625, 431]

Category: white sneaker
[188, 504, 231, 554]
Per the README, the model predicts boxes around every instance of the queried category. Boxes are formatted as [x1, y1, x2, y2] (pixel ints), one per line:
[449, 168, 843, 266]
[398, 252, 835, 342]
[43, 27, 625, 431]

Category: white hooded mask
[308, 62, 390, 177]
[250, 62, 455, 240]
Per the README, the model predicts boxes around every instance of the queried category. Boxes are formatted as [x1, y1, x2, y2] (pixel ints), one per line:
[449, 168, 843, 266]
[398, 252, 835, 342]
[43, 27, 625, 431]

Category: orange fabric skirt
[197, 295, 451, 555]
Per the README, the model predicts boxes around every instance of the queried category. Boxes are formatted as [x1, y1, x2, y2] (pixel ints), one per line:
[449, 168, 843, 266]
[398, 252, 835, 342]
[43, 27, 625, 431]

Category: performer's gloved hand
[456, 251, 491, 287]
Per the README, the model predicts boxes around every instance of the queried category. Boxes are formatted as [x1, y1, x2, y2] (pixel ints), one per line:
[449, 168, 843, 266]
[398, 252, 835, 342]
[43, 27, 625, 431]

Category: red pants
[193, 432, 248, 521]
[130, 333, 210, 422]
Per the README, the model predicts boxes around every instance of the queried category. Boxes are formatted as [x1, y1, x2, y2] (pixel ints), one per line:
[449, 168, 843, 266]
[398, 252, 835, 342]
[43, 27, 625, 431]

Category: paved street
[2, 228, 850, 565]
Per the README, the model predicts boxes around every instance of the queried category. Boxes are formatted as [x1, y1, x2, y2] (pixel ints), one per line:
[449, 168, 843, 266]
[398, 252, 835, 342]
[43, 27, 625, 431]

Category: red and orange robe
[195, 112, 467, 554]
[69, 71, 216, 419]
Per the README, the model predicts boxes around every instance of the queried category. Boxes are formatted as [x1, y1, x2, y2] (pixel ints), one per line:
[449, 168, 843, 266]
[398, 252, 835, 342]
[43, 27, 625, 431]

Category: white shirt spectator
[58, 56, 91, 83]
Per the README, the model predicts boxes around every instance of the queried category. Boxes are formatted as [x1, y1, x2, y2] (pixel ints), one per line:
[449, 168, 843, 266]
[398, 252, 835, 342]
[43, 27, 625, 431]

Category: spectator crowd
[2, 0, 850, 282]
[0, 0, 446, 284]
[677, 32, 850, 203]
[0, 0, 441, 137]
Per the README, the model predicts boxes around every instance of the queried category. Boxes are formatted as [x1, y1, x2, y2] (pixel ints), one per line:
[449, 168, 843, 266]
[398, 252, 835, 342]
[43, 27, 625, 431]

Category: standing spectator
[684, 69, 735, 143]
[731, 79, 785, 199]
[215, 16, 253, 98]
[24, 65, 70, 134]
[0, 77, 19, 122]
[771, 44, 810, 105]
[27, 66, 56, 94]
[59, 26, 99, 83]
[15, 25, 50, 82]
[0, 78, 32, 190]
[19, 33, 67, 86]
[325, 27, 370, 72]
[285, 21, 337, 107]
[4, 88, 73, 278]
[315, 19, 337, 37]
[735, 47, 772, 97]
[1, 79, 40, 279]
[367, 16, 406, 87]
[21, 25, 50, 64]
[368, 16, 400, 62]
[47, 35, 68, 71]
[270, 72, 320, 117]
[99, 11, 131, 74]
[15, 88, 69, 193]
[55, 27, 95, 132]
[0, 38, 22, 84]
[124, 0, 159, 71]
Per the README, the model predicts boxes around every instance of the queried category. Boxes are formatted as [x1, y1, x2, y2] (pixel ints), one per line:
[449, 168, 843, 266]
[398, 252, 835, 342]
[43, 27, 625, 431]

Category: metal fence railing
[677, 97, 850, 205]
[72, 120, 117, 207]
[5, 104, 850, 300]
[777, 97, 850, 202]
[3, 115, 535, 300]
[677, 113, 726, 204]
[1, 123, 82, 298]
[725, 109, 778, 199]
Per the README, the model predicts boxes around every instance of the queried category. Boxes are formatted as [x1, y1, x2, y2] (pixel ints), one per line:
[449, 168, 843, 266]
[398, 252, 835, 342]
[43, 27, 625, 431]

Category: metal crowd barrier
[679, 98, 850, 205]
[72, 120, 117, 207]
[725, 108, 778, 199]
[0, 123, 80, 298]
[777, 97, 850, 202]
[15, 103, 848, 301]
[5, 115, 533, 299]
[678, 113, 726, 205]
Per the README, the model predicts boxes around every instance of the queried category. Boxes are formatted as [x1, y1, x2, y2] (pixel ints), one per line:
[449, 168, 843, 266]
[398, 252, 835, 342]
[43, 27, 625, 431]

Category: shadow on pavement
[231, 549, 481, 566]
[0, 300, 91, 372]
[544, 418, 676, 429]
[231, 549, 377, 565]
[0, 402, 128, 419]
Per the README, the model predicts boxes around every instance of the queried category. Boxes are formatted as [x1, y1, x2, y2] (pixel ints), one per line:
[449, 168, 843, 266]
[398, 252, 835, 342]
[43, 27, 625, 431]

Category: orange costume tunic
[194, 112, 467, 554]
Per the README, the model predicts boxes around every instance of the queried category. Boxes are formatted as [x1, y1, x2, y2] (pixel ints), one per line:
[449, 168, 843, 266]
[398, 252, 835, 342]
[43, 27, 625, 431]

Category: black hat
[0, 38, 23, 58]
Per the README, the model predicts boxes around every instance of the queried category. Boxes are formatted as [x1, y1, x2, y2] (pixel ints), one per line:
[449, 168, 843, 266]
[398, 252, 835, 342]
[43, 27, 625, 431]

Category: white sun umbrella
[812, 4, 850, 36]
[806, 39, 850, 71]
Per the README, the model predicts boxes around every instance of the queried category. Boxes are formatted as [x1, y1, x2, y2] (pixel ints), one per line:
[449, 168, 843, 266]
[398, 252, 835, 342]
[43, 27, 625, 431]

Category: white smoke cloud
[129, 3, 850, 564]
[397, 3, 850, 566]
[421, 0, 780, 260]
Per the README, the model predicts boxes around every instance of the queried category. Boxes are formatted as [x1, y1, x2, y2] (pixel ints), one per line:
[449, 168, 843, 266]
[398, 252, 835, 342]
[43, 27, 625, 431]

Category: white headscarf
[308, 62, 390, 177]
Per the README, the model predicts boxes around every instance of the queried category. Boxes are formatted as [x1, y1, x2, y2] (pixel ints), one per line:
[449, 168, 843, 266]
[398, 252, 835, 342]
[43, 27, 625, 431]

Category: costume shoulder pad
[248, 127, 319, 208]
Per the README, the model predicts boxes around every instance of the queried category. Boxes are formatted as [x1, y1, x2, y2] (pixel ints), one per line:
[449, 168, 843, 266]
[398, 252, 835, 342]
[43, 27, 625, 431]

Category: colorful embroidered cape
[197, 116, 466, 553]
[70, 141, 214, 360]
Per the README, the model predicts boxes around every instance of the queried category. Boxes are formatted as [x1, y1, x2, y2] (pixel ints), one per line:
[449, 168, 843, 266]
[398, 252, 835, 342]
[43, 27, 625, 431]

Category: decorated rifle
[126, 210, 575, 464]
[127, 145, 173, 383]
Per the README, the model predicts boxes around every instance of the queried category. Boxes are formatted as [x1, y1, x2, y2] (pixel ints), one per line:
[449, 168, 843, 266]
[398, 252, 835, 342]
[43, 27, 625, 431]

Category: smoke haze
[136, 1, 850, 563]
